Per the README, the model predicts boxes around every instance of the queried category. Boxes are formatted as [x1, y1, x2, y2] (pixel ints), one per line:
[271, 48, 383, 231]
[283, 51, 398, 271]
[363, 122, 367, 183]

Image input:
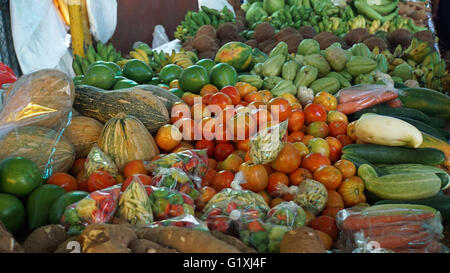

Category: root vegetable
[79, 224, 137, 253]
[129, 239, 178, 253]
[23, 225, 68, 253]
[210, 230, 257, 253]
[134, 226, 241, 253]
[280, 227, 326, 253]
[0, 222, 24, 253]
[54, 236, 81, 253]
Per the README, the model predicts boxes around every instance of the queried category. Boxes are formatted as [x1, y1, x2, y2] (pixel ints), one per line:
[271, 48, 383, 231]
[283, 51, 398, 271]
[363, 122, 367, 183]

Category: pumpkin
[0, 126, 75, 177]
[97, 113, 160, 172]
[0, 69, 74, 128]
[73, 85, 170, 133]
[338, 176, 366, 207]
[63, 116, 103, 158]
[271, 143, 302, 174]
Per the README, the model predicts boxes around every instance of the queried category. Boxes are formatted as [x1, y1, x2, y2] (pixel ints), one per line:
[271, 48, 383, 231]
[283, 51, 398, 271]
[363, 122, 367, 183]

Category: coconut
[344, 28, 370, 46]
[299, 26, 317, 39]
[363, 36, 388, 51]
[195, 25, 216, 39]
[254, 22, 276, 43]
[192, 35, 217, 52]
[387, 29, 413, 49]
[217, 22, 238, 40]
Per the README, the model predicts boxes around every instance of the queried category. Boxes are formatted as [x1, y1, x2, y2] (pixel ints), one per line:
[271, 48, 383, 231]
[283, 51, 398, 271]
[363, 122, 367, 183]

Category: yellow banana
[116, 59, 130, 68]
[130, 51, 148, 64]
[135, 48, 150, 65]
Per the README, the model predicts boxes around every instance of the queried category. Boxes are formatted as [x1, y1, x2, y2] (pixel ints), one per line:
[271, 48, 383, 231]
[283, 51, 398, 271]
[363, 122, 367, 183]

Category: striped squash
[97, 113, 159, 172]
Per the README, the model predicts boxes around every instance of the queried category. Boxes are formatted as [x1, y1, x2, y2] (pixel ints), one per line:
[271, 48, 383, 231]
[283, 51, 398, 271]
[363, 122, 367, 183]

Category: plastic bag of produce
[151, 168, 200, 201]
[84, 144, 119, 178]
[0, 69, 75, 178]
[60, 184, 121, 235]
[265, 201, 307, 229]
[275, 179, 328, 215]
[116, 177, 154, 225]
[249, 121, 288, 165]
[148, 214, 208, 232]
[336, 204, 446, 253]
[145, 149, 208, 188]
[147, 186, 196, 221]
[335, 75, 400, 115]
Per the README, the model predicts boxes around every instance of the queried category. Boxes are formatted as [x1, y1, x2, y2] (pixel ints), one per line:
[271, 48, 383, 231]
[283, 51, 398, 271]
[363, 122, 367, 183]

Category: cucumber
[429, 116, 446, 129]
[342, 144, 446, 166]
[394, 116, 448, 141]
[341, 154, 386, 176]
[374, 191, 450, 223]
[397, 87, 450, 119]
[351, 106, 431, 124]
[27, 184, 66, 230]
[48, 190, 89, 224]
[358, 164, 442, 200]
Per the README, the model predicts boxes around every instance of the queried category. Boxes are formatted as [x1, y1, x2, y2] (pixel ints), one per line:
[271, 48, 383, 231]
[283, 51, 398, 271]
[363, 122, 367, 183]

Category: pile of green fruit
[72, 42, 123, 76]
[174, 5, 235, 42]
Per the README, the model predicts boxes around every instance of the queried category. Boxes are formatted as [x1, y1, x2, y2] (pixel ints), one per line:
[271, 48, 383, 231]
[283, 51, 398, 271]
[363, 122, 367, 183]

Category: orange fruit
[313, 166, 343, 190]
[155, 124, 182, 151]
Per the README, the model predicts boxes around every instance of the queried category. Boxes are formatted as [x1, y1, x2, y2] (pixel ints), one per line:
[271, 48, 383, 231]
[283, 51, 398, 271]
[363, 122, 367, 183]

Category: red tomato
[202, 93, 213, 105]
[267, 172, 289, 196]
[212, 170, 234, 192]
[229, 112, 257, 140]
[170, 102, 191, 124]
[287, 131, 305, 143]
[288, 109, 305, 132]
[251, 108, 272, 130]
[336, 134, 353, 147]
[87, 170, 117, 192]
[208, 92, 233, 110]
[329, 121, 348, 137]
[195, 139, 215, 158]
[215, 106, 236, 126]
[70, 158, 86, 177]
[268, 97, 292, 122]
[220, 86, 241, 105]
[309, 215, 338, 240]
[121, 174, 152, 191]
[201, 169, 217, 187]
[169, 204, 185, 217]
[47, 173, 78, 192]
[214, 143, 235, 161]
[191, 103, 211, 121]
[326, 136, 343, 163]
[175, 118, 201, 141]
[199, 116, 217, 141]
[303, 103, 327, 124]
[123, 160, 148, 179]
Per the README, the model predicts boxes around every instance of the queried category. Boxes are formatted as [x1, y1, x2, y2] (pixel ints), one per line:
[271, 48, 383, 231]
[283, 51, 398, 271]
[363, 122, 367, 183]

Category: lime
[196, 59, 216, 74]
[209, 63, 238, 90]
[0, 193, 25, 233]
[159, 64, 183, 84]
[82, 64, 116, 90]
[0, 157, 42, 197]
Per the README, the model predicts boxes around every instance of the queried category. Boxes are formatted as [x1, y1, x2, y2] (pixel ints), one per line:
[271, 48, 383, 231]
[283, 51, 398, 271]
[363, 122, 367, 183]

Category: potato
[79, 224, 137, 253]
[280, 227, 326, 253]
[129, 239, 178, 253]
[0, 222, 24, 253]
[23, 225, 67, 253]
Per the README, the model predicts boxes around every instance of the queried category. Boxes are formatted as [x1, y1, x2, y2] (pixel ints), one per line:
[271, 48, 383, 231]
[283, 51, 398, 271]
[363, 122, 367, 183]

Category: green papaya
[294, 65, 318, 88]
[238, 74, 264, 90]
[271, 80, 297, 96]
[282, 60, 300, 81]
[309, 77, 341, 94]
[263, 76, 283, 90]
[297, 39, 320, 56]
[269, 42, 288, 58]
[350, 43, 373, 58]
[346, 56, 377, 77]
[27, 184, 66, 230]
[262, 54, 286, 77]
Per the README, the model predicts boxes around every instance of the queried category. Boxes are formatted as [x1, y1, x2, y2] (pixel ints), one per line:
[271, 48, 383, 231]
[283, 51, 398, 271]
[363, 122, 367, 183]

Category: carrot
[386, 98, 403, 108]
[337, 89, 385, 104]
[359, 223, 424, 237]
[341, 212, 436, 230]
[393, 240, 441, 253]
[336, 91, 399, 114]
[367, 231, 431, 250]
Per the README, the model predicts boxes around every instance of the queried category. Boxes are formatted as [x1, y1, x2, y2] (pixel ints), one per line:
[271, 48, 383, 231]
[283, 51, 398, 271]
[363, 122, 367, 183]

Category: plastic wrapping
[239, 218, 291, 253]
[147, 186, 196, 221]
[145, 149, 208, 188]
[336, 204, 446, 253]
[84, 144, 119, 178]
[117, 178, 153, 225]
[151, 168, 200, 201]
[149, 214, 209, 232]
[336, 83, 399, 115]
[61, 184, 121, 235]
[249, 121, 288, 165]
[276, 179, 328, 216]
[0, 69, 75, 178]
[265, 201, 307, 229]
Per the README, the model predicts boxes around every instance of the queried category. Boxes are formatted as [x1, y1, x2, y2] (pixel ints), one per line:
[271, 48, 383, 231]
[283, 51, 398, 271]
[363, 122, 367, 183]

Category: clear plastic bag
[117, 177, 153, 225]
[275, 179, 328, 216]
[149, 214, 208, 232]
[249, 121, 288, 165]
[265, 201, 307, 229]
[0, 69, 75, 178]
[61, 184, 121, 235]
[147, 186, 196, 221]
[151, 168, 200, 201]
[336, 204, 445, 253]
[145, 149, 208, 188]
[84, 144, 119, 178]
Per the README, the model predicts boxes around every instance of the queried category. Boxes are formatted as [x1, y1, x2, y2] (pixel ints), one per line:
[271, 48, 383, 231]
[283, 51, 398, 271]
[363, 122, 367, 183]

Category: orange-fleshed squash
[97, 113, 159, 171]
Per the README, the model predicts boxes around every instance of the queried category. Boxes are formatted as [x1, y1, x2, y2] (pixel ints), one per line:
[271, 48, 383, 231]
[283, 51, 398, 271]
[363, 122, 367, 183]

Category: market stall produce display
[0, 0, 449, 254]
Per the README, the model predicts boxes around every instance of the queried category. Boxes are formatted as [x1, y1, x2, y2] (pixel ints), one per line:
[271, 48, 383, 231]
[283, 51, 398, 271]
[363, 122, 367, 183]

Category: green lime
[196, 59, 216, 74]
[0, 157, 42, 197]
[0, 193, 25, 233]
[82, 64, 116, 90]
[159, 64, 183, 84]
[123, 59, 154, 84]
[113, 79, 139, 89]
[209, 63, 238, 90]
[179, 65, 209, 94]
[169, 88, 184, 98]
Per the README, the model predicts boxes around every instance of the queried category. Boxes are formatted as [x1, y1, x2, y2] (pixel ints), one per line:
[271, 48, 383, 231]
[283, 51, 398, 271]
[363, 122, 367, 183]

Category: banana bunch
[174, 5, 235, 41]
[348, 15, 366, 30]
[149, 50, 171, 73]
[72, 42, 122, 75]
[171, 51, 198, 69]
